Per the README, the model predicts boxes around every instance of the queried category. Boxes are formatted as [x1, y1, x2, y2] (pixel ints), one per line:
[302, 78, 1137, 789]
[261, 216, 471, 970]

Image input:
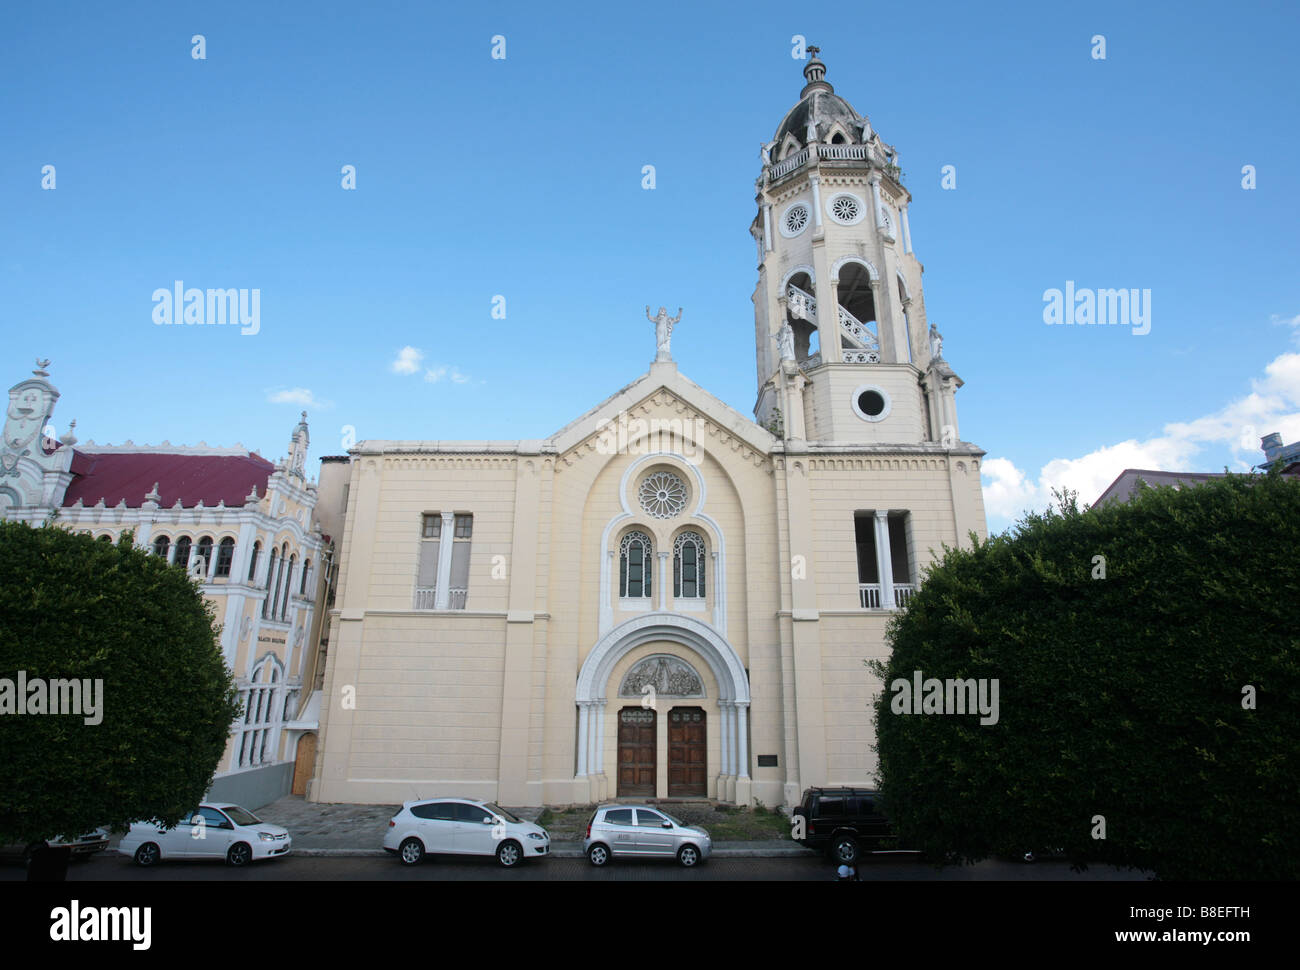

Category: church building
[311, 52, 988, 810]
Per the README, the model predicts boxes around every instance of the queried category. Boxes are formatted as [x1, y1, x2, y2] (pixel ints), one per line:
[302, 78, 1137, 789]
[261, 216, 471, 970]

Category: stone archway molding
[575, 612, 750, 781]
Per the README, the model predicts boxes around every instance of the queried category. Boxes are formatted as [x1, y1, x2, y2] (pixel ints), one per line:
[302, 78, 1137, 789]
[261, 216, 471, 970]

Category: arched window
[280, 554, 296, 619]
[300, 558, 311, 595]
[673, 532, 706, 599]
[239, 657, 284, 768]
[153, 535, 170, 560]
[195, 536, 214, 576]
[172, 535, 192, 570]
[619, 531, 653, 599]
[247, 541, 261, 582]
[262, 548, 279, 617]
[215, 537, 236, 577]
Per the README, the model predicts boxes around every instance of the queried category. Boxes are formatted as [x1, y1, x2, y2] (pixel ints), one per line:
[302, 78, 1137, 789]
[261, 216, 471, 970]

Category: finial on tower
[34, 358, 51, 377]
[801, 47, 831, 95]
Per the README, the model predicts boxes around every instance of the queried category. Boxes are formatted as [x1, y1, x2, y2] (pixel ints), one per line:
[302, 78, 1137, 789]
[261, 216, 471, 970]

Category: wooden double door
[617, 706, 706, 798]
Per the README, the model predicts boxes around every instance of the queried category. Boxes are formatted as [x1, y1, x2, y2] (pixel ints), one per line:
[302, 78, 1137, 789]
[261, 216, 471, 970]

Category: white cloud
[267, 387, 330, 408]
[391, 346, 424, 375]
[425, 365, 471, 384]
[983, 350, 1300, 522]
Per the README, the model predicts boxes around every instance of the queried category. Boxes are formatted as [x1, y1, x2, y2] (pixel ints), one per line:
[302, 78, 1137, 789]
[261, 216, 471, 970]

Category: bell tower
[752, 50, 964, 448]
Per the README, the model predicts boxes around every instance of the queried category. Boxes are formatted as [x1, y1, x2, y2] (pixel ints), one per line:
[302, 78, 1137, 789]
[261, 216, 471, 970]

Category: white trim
[778, 201, 811, 238]
[851, 384, 892, 423]
[831, 254, 879, 283]
[826, 191, 868, 226]
[779, 264, 817, 294]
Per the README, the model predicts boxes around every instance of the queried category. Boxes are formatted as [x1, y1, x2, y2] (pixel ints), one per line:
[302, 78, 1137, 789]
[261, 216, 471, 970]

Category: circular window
[780, 203, 810, 237]
[639, 471, 688, 519]
[827, 193, 866, 226]
[851, 385, 891, 423]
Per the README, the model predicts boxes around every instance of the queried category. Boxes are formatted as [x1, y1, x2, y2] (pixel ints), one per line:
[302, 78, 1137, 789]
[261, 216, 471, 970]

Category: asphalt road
[1, 851, 1147, 881]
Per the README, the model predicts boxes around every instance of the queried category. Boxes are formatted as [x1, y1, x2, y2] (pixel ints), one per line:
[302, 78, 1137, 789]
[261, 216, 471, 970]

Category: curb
[294, 844, 812, 859]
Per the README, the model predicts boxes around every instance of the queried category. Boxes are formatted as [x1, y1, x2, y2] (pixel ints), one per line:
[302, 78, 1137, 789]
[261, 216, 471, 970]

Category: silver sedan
[583, 804, 712, 867]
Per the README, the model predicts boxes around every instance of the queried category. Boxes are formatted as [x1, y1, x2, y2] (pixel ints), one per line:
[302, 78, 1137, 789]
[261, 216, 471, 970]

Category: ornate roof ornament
[645, 305, 682, 363]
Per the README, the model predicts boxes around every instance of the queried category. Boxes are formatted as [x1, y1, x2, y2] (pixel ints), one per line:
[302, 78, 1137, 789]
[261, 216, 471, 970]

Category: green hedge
[871, 471, 1300, 880]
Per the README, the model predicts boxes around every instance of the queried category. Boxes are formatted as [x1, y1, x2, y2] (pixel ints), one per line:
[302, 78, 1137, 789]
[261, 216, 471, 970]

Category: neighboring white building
[310, 52, 989, 809]
[1, 360, 328, 808]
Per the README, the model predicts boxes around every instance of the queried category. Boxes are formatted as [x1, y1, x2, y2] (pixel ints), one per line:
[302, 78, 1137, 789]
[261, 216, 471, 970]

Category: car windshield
[481, 803, 520, 824]
[221, 807, 261, 826]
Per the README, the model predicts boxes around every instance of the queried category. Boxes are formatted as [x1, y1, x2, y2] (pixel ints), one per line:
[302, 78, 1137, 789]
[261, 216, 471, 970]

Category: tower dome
[770, 51, 869, 149]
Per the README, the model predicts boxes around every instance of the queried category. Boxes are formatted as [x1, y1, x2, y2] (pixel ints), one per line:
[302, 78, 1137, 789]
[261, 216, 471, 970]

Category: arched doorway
[291, 732, 317, 796]
[576, 613, 751, 802]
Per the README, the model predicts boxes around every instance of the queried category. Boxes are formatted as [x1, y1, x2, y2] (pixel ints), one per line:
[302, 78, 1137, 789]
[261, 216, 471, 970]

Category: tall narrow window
[620, 531, 653, 599]
[247, 541, 261, 582]
[415, 514, 441, 609]
[449, 514, 472, 609]
[300, 558, 311, 595]
[172, 535, 192, 571]
[215, 537, 236, 578]
[264, 548, 281, 619]
[195, 536, 214, 576]
[280, 554, 296, 619]
[673, 532, 706, 599]
[153, 535, 170, 560]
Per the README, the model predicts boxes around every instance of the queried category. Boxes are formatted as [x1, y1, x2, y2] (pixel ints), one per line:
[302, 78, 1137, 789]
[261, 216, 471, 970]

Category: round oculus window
[780, 203, 810, 237]
[827, 193, 866, 226]
[851, 385, 891, 422]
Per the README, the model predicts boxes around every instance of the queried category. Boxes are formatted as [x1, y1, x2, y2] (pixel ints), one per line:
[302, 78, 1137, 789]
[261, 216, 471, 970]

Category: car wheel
[587, 843, 610, 867]
[677, 844, 701, 868]
[496, 840, 522, 868]
[831, 836, 859, 865]
[133, 843, 161, 867]
[398, 838, 425, 866]
[226, 842, 253, 867]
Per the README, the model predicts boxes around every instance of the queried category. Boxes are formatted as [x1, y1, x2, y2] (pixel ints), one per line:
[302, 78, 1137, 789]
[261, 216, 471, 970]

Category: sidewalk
[254, 795, 807, 858]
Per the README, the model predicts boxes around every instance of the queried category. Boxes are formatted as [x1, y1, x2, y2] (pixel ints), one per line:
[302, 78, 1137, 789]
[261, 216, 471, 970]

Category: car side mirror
[482, 816, 495, 824]
[662, 821, 673, 828]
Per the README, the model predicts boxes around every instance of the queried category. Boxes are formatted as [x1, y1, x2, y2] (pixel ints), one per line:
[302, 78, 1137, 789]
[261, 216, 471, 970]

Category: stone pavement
[253, 795, 807, 858]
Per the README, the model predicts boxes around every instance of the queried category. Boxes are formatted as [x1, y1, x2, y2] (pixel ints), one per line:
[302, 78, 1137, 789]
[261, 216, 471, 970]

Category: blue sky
[4, 0, 1298, 532]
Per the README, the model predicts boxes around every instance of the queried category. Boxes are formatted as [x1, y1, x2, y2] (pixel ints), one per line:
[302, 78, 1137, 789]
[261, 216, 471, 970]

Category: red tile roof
[62, 451, 274, 509]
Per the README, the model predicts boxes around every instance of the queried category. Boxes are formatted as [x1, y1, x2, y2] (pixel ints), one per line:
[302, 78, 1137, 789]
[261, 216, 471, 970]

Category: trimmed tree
[0, 522, 241, 855]
[870, 471, 1300, 880]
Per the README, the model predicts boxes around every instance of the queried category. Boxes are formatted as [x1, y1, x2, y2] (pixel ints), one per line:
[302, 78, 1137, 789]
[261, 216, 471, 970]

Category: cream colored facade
[312, 53, 988, 809]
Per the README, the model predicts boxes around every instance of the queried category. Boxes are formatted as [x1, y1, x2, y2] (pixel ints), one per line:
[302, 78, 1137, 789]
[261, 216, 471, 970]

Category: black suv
[791, 787, 911, 864]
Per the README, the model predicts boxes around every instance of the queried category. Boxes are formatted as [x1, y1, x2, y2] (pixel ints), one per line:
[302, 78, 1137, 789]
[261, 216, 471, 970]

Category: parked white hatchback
[383, 798, 549, 868]
[118, 804, 292, 867]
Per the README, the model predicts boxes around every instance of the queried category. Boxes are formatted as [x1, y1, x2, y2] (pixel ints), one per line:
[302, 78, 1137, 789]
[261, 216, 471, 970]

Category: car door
[633, 808, 676, 856]
[601, 808, 638, 856]
[190, 807, 236, 859]
[454, 802, 498, 856]
[411, 802, 458, 853]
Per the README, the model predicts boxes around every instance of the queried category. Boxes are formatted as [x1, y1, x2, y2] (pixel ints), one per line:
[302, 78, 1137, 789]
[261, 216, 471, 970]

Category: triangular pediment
[549, 363, 774, 467]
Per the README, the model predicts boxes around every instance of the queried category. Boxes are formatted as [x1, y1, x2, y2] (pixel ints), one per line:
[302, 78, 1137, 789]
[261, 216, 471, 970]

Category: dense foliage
[0, 522, 241, 844]
[870, 472, 1300, 880]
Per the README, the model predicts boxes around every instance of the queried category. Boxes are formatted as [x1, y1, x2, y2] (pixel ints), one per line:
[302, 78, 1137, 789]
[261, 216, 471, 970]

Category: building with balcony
[310, 51, 988, 809]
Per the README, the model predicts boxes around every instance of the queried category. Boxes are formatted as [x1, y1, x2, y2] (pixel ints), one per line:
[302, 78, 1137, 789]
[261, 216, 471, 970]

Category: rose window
[782, 204, 810, 236]
[639, 471, 688, 519]
[830, 195, 861, 223]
